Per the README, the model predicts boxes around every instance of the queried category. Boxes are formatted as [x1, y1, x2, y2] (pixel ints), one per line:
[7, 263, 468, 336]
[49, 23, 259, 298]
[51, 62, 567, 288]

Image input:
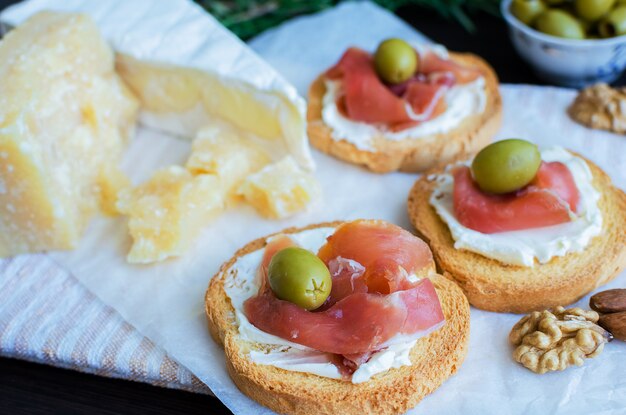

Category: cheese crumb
[117, 166, 224, 264]
[238, 157, 321, 219]
[186, 126, 270, 198]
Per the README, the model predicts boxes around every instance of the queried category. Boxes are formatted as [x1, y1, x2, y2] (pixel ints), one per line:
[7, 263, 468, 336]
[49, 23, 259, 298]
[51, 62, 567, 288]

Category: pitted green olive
[471, 139, 542, 194]
[268, 247, 331, 310]
[598, 5, 626, 37]
[374, 38, 418, 84]
[535, 9, 586, 39]
[511, 0, 548, 25]
[575, 0, 616, 22]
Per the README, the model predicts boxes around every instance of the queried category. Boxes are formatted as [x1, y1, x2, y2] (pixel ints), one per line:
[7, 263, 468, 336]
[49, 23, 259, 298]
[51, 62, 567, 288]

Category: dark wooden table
[0, 2, 623, 414]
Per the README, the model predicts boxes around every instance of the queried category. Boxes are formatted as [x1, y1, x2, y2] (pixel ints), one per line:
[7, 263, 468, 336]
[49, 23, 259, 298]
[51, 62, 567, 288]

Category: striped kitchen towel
[0, 255, 211, 395]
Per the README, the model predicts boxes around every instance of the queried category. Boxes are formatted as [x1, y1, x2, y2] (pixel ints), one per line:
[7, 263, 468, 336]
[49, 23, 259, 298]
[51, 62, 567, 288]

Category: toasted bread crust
[206, 222, 470, 415]
[306, 52, 502, 173]
[407, 155, 626, 313]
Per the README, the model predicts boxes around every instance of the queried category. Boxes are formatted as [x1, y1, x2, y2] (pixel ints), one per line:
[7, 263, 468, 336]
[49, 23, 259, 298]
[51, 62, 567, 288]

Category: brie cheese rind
[0, 12, 138, 257]
[0, 0, 314, 171]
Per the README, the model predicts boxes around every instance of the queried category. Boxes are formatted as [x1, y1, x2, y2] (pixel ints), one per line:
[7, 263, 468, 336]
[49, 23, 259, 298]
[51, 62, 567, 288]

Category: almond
[598, 311, 626, 342]
[589, 289, 626, 314]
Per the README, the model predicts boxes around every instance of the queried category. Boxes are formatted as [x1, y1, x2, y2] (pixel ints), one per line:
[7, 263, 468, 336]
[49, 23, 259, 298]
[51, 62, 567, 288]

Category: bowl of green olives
[502, 0, 626, 86]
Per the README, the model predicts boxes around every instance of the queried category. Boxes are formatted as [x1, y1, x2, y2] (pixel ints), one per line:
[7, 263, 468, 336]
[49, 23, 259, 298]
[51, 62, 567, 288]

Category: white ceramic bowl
[501, 0, 626, 87]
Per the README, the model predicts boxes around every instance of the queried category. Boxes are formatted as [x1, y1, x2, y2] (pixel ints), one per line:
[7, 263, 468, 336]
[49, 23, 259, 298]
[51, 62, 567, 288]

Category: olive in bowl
[535, 9, 586, 39]
[510, 0, 547, 25]
[599, 5, 626, 37]
[502, 0, 626, 87]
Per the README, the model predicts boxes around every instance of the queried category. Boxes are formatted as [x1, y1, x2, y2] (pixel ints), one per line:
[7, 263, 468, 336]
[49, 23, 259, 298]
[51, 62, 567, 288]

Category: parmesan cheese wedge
[0, 12, 138, 257]
[0, 0, 314, 171]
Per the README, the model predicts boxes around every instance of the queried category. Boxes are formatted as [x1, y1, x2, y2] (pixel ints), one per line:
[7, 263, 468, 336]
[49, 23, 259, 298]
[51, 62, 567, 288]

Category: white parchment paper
[48, 2, 625, 414]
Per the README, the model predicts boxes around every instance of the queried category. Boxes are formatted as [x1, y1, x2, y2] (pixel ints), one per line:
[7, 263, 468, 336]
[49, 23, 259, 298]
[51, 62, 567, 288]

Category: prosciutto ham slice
[453, 162, 581, 234]
[257, 234, 295, 282]
[389, 82, 449, 132]
[243, 220, 445, 357]
[244, 282, 442, 355]
[326, 48, 450, 127]
[318, 220, 434, 301]
[325, 48, 482, 130]
[327, 48, 411, 124]
[530, 161, 580, 213]
[420, 52, 482, 84]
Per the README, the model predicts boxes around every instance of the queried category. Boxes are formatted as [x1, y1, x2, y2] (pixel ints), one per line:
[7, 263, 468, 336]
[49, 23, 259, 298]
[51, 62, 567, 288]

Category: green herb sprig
[198, 0, 501, 40]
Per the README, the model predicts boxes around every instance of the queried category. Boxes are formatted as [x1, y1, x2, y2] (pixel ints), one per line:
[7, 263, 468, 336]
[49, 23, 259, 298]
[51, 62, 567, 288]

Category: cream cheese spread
[223, 226, 421, 383]
[320, 46, 487, 152]
[429, 146, 603, 267]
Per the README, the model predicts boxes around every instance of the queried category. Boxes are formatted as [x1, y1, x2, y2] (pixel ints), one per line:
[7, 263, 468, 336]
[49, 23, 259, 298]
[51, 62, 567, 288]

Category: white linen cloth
[0, 255, 209, 394]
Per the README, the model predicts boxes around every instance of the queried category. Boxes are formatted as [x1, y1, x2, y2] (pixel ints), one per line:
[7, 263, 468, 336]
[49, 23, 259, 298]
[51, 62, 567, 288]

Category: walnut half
[568, 83, 626, 134]
[509, 306, 613, 374]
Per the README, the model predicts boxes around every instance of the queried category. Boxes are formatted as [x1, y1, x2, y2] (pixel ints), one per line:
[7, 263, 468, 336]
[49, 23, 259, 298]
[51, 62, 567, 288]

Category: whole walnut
[509, 306, 612, 374]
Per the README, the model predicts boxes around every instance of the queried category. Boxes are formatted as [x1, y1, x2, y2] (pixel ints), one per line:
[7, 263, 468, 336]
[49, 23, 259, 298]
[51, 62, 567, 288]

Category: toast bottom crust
[306, 52, 502, 173]
[408, 156, 626, 313]
[206, 222, 470, 415]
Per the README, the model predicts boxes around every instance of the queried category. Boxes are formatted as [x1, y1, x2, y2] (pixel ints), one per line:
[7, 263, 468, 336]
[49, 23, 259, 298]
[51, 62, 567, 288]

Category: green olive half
[511, 0, 548, 25]
[575, 0, 616, 22]
[268, 247, 331, 310]
[374, 38, 418, 84]
[471, 139, 542, 194]
[599, 5, 626, 36]
[535, 9, 586, 39]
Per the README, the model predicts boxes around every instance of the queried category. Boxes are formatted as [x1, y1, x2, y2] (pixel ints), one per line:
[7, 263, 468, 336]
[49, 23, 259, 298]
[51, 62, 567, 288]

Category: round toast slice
[206, 221, 470, 415]
[307, 52, 502, 173]
[407, 155, 626, 314]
